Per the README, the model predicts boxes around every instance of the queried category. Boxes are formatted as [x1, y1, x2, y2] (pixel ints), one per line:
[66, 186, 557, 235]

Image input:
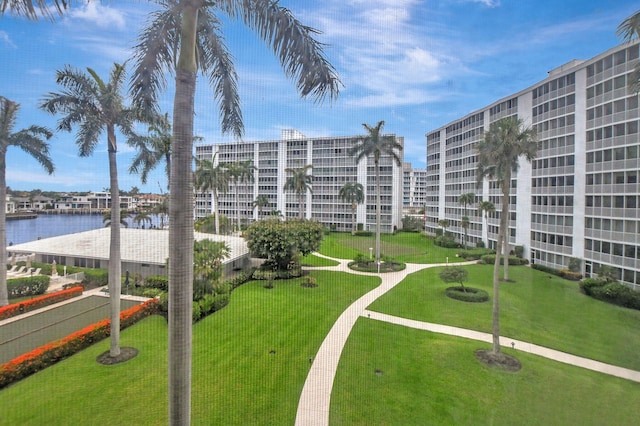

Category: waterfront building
[425, 40, 640, 289]
[402, 162, 427, 212]
[195, 130, 405, 233]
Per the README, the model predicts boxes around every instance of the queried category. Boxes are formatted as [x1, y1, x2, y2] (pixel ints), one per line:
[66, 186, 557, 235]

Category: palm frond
[617, 10, 640, 41]
[1, 0, 68, 21]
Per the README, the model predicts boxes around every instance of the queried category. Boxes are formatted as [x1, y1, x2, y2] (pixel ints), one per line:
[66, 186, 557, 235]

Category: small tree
[439, 266, 469, 293]
[245, 219, 324, 271]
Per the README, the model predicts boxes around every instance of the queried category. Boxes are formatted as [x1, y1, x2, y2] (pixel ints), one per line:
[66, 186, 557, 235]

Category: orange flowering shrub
[0, 286, 84, 321]
[0, 298, 159, 389]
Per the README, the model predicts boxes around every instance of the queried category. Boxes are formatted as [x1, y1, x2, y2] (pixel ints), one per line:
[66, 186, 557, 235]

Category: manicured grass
[301, 253, 340, 267]
[0, 271, 379, 425]
[319, 232, 465, 264]
[331, 320, 640, 425]
[369, 264, 640, 370]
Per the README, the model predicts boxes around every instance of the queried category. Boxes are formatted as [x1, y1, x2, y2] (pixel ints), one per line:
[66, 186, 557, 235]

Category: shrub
[222, 268, 255, 290]
[479, 255, 528, 265]
[559, 269, 583, 281]
[0, 287, 83, 320]
[514, 245, 525, 259]
[353, 253, 369, 264]
[354, 230, 373, 237]
[475, 240, 485, 248]
[144, 275, 169, 291]
[532, 263, 558, 275]
[457, 248, 494, 261]
[445, 286, 489, 303]
[434, 235, 460, 248]
[579, 278, 606, 296]
[0, 299, 159, 389]
[82, 269, 108, 288]
[568, 257, 582, 273]
[7, 276, 50, 298]
[301, 275, 318, 288]
[402, 215, 423, 232]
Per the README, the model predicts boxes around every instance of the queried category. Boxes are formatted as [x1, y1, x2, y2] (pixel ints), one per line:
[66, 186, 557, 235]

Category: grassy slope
[368, 264, 640, 370]
[331, 320, 640, 426]
[0, 271, 379, 425]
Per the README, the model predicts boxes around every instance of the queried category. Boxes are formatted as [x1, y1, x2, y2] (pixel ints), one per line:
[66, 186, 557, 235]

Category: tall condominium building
[195, 130, 404, 233]
[402, 163, 427, 210]
[425, 40, 640, 289]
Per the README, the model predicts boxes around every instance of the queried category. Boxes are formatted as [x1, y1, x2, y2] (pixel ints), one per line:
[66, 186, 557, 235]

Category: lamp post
[369, 247, 373, 260]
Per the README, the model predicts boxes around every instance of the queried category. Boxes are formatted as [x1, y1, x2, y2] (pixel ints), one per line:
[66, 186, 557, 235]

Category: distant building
[425, 40, 640, 289]
[195, 130, 405, 233]
[402, 163, 426, 212]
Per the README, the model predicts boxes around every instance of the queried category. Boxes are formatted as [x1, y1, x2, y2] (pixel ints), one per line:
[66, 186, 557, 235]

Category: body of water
[6, 213, 166, 246]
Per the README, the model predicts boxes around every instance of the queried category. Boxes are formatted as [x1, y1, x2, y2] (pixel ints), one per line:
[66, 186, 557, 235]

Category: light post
[369, 247, 373, 260]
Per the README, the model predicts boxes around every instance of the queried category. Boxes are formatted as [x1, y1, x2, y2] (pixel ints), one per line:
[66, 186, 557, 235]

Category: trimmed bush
[0, 286, 83, 320]
[82, 269, 108, 288]
[7, 276, 50, 298]
[457, 248, 494, 261]
[559, 269, 583, 281]
[434, 236, 460, 248]
[480, 255, 528, 266]
[445, 286, 489, 303]
[354, 230, 373, 237]
[579, 278, 605, 296]
[0, 299, 159, 389]
[144, 275, 169, 291]
[580, 278, 640, 310]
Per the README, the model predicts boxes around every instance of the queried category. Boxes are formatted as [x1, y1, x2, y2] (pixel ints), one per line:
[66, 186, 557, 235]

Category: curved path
[294, 255, 640, 426]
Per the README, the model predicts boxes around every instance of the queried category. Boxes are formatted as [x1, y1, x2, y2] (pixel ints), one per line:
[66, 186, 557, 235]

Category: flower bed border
[0, 286, 84, 321]
[0, 298, 159, 389]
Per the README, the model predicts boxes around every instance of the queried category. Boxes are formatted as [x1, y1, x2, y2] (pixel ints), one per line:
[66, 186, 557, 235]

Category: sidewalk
[294, 255, 640, 426]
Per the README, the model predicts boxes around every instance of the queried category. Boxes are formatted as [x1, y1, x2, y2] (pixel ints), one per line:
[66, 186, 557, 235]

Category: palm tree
[478, 200, 495, 247]
[194, 155, 229, 234]
[617, 10, 640, 93]
[252, 194, 270, 219]
[1, 0, 67, 20]
[438, 218, 450, 235]
[338, 181, 364, 235]
[153, 195, 169, 229]
[458, 192, 475, 247]
[476, 116, 537, 355]
[0, 97, 54, 306]
[226, 159, 256, 231]
[129, 2, 340, 422]
[103, 209, 131, 228]
[129, 112, 173, 187]
[133, 210, 152, 229]
[40, 62, 137, 359]
[284, 164, 313, 219]
[350, 121, 402, 265]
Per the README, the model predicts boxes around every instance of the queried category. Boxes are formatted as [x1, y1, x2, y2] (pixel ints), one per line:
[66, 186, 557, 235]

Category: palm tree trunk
[0, 149, 8, 306]
[234, 178, 240, 232]
[170, 3, 198, 424]
[213, 189, 220, 234]
[375, 160, 381, 264]
[492, 224, 503, 354]
[107, 127, 121, 358]
[299, 193, 304, 219]
[351, 204, 356, 236]
[502, 178, 510, 281]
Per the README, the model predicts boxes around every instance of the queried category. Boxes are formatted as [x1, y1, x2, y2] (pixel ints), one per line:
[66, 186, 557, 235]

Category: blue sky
[1, 0, 638, 193]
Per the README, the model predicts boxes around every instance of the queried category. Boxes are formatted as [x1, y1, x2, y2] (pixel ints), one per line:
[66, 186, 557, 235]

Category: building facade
[425, 40, 640, 289]
[402, 163, 427, 211]
[195, 130, 405, 233]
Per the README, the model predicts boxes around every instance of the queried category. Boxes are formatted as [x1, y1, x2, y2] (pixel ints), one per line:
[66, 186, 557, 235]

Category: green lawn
[301, 253, 340, 267]
[319, 231, 466, 264]
[331, 320, 640, 425]
[0, 271, 379, 425]
[368, 264, 640, 370]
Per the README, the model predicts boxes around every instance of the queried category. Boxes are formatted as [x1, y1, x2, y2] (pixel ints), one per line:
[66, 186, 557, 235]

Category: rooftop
[8, 228, 249, 266]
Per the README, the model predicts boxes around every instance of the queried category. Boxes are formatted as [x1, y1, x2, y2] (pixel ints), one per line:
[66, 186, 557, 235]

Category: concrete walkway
[294, 255, 640, 426]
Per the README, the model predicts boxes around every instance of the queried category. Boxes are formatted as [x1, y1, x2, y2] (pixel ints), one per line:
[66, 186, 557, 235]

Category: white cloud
[68, 1, 126, 30]
[0, 31, 16, 48]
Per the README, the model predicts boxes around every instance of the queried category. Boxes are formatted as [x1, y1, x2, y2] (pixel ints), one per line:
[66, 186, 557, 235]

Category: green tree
[1, 0, 67, 20]
[133, 210, 152, 229]
[226, 159, 255, 231]
[478, 200, 495, 248]
[129, 2, 340, 422]
[0, 97, 54, 306]
[40, 63, 137, 359]
[153, 196, 169, 229]
[129, 112, 173, 187]
[284, 164, 313, 219]
[476, 116, 537, 355]
[349, 121, 402, 265]
[194, 239, 230, 282]
[439, 266, 469, 293]
[617, 10, 640, 93]
[195, 155, 229, 234]
[245, 218, 324, 271]
[438, 218, 450, 234]
[338, 181, 364, 235]
[458, 192, 475, 247]
[252, 194, 270, 219]
[103, 209, 131, 228]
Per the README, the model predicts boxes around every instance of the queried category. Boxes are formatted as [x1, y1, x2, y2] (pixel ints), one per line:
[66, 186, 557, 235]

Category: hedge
[0, 298, 159, 389]
[0, 286, 83, 321]
[7, 276, 50, 298]
[445, 286, 489, 303]
[144, 275, 169, 291]
[479, 255, 529, 266]
[531, 264, 583, 281]
[579, 278, 640, 310]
